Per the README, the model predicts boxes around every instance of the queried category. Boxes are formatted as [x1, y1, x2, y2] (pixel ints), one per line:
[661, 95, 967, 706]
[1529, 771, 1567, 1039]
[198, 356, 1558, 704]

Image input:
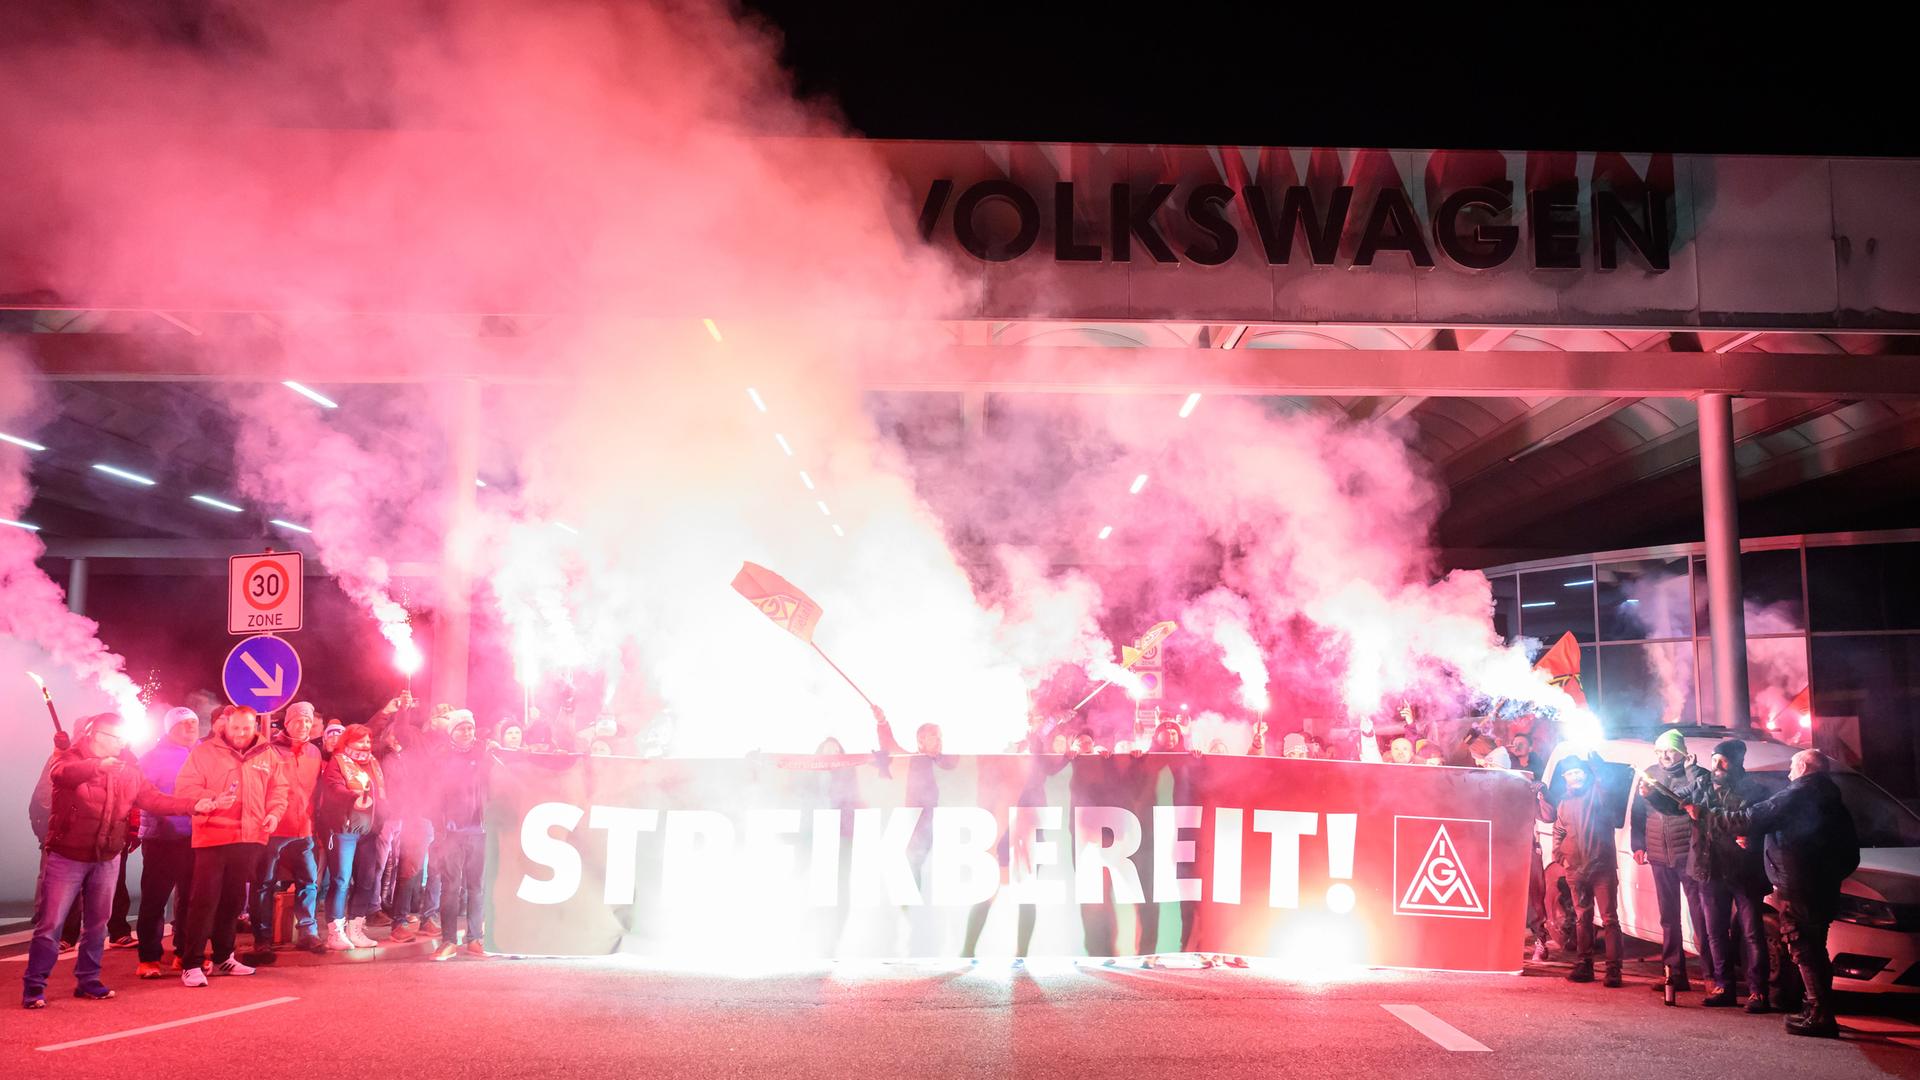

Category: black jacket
[1691, 771, 1771, 890]
[1723, 772, 1859, 918]
[438, 741, 488, 832]
[1632, 760, 1711, 866]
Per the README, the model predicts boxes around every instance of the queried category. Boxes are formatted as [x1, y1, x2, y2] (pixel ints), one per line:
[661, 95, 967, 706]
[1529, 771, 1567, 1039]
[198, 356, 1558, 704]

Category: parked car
[1536, 727, 1920, 994]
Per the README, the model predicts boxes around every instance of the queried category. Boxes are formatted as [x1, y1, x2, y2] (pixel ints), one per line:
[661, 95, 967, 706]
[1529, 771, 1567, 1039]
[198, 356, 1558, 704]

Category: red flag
[1767, 686, 1811, 731]
[1534, 632, 1588, 707]
[732, 562, 824, 644]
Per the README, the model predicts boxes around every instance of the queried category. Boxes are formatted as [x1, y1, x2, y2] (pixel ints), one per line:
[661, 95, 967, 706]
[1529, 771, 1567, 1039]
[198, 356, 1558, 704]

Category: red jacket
[269, 735, 324, 838]
[43, 748, 195, 862]
[176, 734, 291, 848]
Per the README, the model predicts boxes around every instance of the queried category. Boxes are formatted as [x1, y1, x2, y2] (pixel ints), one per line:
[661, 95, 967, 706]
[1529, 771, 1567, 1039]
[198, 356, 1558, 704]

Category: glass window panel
[1810, 633, 1920, 798]
[1697, 636, 1810, 735]
[1693, 548, 1808, 636]
[1520, 567, 1595, 645]
[1490, 574, 1519, 645]
[1742, 549, 1805, 632]
[1597, 641, 1697, 730]
[1596, 556, 1690, 642]
[1808, 543, 1920, 633]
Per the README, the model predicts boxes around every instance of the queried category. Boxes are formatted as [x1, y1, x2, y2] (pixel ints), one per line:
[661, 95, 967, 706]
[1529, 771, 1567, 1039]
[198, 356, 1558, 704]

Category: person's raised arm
[874, 707, 907, 756]
[50, 753, 102, 788]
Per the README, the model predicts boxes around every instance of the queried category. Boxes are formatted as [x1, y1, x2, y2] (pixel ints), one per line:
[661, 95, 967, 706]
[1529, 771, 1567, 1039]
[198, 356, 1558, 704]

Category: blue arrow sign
[222, 634, 302, 714]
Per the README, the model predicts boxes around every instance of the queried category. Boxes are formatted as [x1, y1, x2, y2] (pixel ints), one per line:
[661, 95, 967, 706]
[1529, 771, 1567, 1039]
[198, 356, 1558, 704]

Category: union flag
[1534, 631, 1588, 707]
[732, 562, 824, 644]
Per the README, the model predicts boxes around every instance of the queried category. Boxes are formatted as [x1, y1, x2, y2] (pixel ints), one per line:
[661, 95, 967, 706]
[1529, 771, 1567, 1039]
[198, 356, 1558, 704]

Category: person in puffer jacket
[317, 724, 387, 951]
[249, 702, 326, 953]
[173, 706, 291, 987]
[1631, 728, 1713, 990]
[22, 713, 205, 1009]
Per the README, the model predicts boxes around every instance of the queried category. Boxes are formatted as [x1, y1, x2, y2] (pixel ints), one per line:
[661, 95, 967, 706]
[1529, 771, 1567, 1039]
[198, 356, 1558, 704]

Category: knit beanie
[1654, 728, 1687, 754]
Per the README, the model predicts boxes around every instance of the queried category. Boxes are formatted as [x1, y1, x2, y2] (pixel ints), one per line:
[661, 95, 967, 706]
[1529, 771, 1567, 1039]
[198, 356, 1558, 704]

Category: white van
[1537, 728, 1920, 994]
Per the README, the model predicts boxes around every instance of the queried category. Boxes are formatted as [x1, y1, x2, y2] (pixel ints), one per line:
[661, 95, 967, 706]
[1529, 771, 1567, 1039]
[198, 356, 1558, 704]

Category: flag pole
[1071, 679, 1114, 713]
[811, 642, 881, 716]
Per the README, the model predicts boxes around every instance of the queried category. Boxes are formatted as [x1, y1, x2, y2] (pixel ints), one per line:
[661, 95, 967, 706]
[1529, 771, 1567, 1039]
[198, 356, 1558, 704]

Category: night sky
[745, 5, 1914, 156]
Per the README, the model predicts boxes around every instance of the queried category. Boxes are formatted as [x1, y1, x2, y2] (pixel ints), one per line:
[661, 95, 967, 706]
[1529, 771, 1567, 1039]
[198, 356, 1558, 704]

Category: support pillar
[961, 391, 987, 442]
[430, 379, 481, 712]
[66, 556, 88, 615]
[1698, 393, 1752, 733]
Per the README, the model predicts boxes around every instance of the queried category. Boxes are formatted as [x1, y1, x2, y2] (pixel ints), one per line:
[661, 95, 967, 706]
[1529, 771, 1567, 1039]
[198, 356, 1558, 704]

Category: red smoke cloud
[0, 1, 1580, 758]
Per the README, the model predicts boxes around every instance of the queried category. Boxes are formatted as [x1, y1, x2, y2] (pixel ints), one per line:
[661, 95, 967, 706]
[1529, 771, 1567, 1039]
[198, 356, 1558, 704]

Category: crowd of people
[23, 697, 1861, 1040]
[1533, 734, 1859, 1039]
[23, 692, 504, 1008]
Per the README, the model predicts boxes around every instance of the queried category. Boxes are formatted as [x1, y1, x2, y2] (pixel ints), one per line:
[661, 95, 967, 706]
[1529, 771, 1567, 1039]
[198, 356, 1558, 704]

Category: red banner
[484, 753, 1533, 971]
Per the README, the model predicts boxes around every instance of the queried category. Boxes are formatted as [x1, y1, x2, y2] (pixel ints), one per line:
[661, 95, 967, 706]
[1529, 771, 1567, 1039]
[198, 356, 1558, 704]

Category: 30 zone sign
[229, 551, 304, 635]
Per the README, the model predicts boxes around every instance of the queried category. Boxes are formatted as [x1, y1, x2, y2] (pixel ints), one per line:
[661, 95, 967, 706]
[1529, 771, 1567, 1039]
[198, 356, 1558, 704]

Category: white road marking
[0, 928, 41, 947]
[1381, 1003, 1492, 1052]
[36, 996, 300, 1052]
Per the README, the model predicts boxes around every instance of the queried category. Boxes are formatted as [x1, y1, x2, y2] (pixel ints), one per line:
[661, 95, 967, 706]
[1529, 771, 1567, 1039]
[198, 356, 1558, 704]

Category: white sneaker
[182, 966, 208, 988]
[346, 918, 377, 949]
[326, 920, 353, 951]
[214, 957, 256, 976]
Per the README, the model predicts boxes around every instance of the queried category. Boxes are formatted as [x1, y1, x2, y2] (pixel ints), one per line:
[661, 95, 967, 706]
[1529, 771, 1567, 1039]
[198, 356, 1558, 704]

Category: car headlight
[1835, 894, 1917, 930]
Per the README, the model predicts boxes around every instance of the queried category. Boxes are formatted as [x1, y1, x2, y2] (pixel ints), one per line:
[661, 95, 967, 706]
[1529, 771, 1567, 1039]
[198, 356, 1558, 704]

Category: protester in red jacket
[173, 706, 291, 987]
[23, 713, 209, 1009]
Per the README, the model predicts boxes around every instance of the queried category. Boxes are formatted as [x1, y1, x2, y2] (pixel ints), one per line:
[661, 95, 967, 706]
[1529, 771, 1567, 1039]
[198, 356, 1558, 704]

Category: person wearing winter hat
[134, 707, 204, 978]
[1541, 753, 1624, 986]
[1281, 732, 1309, 759]
[1632, 727, 1713, 991]
[431, 710, 489, 960]
[320, 723, 346, 759]
[317, 724, 385, 951]
[250, 702, 325, 953]
[1712, 749, 1859, 1038]
[1688, 738, 1775, 1011]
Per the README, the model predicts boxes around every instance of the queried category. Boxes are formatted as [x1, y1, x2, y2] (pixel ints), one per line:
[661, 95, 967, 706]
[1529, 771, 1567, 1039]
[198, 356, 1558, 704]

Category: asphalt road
[5, 928, 1920, 1079]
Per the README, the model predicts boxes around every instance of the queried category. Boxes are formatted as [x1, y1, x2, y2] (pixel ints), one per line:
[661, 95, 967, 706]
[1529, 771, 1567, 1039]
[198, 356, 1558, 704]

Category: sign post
[222, 635, 303, 714]
[229, 551, 303, 635]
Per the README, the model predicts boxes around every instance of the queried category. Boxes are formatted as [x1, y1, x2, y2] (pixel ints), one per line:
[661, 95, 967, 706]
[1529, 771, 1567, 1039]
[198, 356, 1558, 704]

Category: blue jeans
[24, 851, 120, 998]
[252, 835, 320, 940]
[1704, 879, 1770, 997]
[325, 831, 381, 921]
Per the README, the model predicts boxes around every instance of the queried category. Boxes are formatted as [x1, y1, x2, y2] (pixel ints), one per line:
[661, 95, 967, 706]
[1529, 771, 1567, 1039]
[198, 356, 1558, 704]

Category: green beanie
[1654, 728, 1687, 754]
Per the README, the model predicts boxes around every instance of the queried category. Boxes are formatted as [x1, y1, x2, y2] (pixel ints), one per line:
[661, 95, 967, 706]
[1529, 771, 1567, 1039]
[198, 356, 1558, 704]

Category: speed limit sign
[228, 551, 303, 635]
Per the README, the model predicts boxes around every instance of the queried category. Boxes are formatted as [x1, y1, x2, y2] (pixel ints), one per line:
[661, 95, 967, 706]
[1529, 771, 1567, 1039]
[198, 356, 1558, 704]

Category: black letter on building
[1353, 188, 1434, 267]
[1593, 189, 1671, 271]
[1529, 185, 1582, 269]
[1110, 183, 1178, 263]
[1433, 186, 1520, 270]
[1054, 182, 1101, 261]
[918, 179, 954, 242]
[1183, 184, 1239, 266]
[953, 181, 1040, 262]
[1245, 186, 1353, 265]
